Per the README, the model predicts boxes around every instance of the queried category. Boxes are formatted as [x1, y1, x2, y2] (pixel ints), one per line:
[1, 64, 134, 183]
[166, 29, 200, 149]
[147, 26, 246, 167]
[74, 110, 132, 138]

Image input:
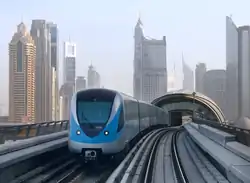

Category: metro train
[68, 88, 168, 161]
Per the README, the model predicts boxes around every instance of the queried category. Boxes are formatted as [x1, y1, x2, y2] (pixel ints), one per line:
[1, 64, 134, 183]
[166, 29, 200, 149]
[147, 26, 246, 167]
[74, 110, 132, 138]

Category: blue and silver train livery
[68, 88, 168, 161]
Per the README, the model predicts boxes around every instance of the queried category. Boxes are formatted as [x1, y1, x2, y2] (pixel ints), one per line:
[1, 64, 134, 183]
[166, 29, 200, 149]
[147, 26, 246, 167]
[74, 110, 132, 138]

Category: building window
[17, 41, 23, 72]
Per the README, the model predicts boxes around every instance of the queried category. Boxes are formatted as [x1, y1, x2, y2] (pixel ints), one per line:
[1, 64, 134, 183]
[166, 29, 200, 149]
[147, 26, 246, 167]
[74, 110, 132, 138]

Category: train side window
[124, 100, 131, 121]
[131, 101, 139, 120]
[117, 108, 124, 132]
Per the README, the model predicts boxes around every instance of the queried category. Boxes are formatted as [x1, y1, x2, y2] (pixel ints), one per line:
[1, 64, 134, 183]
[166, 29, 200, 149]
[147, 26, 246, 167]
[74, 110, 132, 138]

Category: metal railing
[193, 118, 250, 146]
[0, 120, 69, 144]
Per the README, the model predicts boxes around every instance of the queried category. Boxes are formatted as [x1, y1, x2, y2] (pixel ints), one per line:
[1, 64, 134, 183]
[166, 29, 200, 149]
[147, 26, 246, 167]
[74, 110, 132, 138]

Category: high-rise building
[238, 26, 250, 118]
[63, 41, 76, 85]
[60, 41, 76, 120]
[225, 17, 250, 120]
[30, 20, 52, 122]
[87, 64, 101, 88]
[226, 16, 239, 121]
[133, 18, 167, 103]
[195, 63, 206, 94]
[9, 22, 36, 122]
[59, 83, 73, 120]
[47, 23, 59, 120]
[51, 67, 56, 120]
[203, 70, 226, 113]
[59, 96, 64, 120]
[182, 55, 194, 91]
[75, 76, 87, 91]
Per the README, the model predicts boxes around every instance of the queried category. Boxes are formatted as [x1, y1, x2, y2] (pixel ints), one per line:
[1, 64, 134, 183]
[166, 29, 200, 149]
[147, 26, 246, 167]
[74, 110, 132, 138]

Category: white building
[51, 67, 57, 121]
[61, 41, 76, 120]
[59, 96, 64, 120]
[133, 18, 167, 103]
[63, 42, 76, 85]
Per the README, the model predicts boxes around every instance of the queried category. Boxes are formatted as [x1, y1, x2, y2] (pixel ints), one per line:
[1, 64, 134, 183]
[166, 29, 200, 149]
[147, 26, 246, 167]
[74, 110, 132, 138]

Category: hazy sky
[0, 0, 249, 113]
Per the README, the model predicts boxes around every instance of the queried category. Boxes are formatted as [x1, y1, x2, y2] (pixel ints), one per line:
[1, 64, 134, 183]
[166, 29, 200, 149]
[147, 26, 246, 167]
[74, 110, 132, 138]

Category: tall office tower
[51, 67, 56, 120]
[226, 16, 239, 121]
[182, 55, 194, 91]
[47, 23, 59, 120]
[203, 70, 226, 113]
[59, 96, 64, 120]
[59, 83, 72, 120]
[195, 63, 206, 94]
[8, 22, 36, 122]
[63, 41, 76, 85]
[238, 26, 250, 118]
[61, 41, 76, 119]
[87, 64, 101, 88]
[30, 20, 52, 122]
[75, 76, 87, 91]
[133, 18, 167, 102]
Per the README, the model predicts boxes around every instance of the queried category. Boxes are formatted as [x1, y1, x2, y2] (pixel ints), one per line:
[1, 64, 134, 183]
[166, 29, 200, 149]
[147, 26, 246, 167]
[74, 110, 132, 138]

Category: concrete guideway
[185, 122, 250, 183]
[1, 124, 250, 182]
[0, 132, 68, 182]
[0, 120, 69, 143]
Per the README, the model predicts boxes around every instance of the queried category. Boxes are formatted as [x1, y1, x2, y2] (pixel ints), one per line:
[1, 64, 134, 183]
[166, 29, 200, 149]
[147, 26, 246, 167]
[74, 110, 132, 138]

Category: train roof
[75, 88, 161, 108]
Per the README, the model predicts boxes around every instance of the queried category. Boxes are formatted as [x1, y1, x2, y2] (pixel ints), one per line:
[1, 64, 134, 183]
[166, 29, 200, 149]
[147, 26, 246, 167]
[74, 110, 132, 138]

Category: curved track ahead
[9, 127, 231, 183]
[171, 130, 189, 183]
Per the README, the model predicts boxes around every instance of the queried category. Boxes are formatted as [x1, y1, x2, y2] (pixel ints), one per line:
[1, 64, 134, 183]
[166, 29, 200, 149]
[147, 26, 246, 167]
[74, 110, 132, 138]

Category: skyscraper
[9, 22, 36, 122]
[75, 76, 87, 91]
[226, 16, 239, 121]
[63, 41, 76, 85]
[203, 70, 226, 113]
[238, 26, 250, 118]
[30, 20, 52, 122]
[133, 18, 167, 102]
[60, 41, 76, 120]
[87, 64, 101, 88]
[47, 23, 59, 120]
[195, 63, 206, 94]
[182, 55, 194, 91]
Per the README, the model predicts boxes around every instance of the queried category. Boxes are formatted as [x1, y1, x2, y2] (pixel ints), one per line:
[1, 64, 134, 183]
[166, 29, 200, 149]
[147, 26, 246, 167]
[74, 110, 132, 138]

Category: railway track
[11, 128, 219, 183]
[171, 130, 189, 183]
[10, 154, 81, 183]
[150, 131, 175, 183]
[106, 128, 170, 183]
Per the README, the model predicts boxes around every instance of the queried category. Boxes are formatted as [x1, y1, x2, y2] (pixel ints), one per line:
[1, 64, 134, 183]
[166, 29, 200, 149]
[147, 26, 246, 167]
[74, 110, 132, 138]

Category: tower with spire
[133, 17, 167, 102]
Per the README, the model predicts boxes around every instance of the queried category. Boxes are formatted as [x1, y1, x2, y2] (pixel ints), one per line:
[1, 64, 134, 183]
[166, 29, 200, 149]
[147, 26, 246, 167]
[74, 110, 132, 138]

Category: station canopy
[151, 90, 225, 123]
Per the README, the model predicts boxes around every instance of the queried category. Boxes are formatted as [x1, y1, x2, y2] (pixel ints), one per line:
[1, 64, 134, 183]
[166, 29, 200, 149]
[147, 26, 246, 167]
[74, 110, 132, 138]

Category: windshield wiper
[81, 113, 95, 129]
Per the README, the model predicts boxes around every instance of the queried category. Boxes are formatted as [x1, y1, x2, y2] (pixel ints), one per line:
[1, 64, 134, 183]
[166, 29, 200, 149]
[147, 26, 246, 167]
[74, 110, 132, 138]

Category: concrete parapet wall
[184, 123, 250, 183]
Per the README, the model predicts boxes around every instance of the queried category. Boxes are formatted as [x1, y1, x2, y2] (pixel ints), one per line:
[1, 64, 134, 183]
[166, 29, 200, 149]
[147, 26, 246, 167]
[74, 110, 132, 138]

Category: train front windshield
[76, 89, 115, 125]
[77, 101, 112, 124]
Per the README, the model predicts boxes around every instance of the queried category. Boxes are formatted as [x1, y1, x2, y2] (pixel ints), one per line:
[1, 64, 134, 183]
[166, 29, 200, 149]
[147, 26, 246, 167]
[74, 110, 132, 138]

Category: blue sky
[0, 0, 249, 113]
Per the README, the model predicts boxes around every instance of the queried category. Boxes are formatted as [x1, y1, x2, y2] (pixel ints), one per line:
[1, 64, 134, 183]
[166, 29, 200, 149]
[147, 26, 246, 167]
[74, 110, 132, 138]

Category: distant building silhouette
[133, 18, 167, 102]
[75, 76, 87, 91]
[195, 63, 206, 94]
[203, 70, 226, 113]
[87, 64, 100, 88]
[182, 54, 194, 91]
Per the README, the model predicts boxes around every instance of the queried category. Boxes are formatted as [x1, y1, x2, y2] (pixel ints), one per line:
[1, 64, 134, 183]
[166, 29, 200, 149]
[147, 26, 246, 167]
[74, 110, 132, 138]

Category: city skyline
[2, 0, 248, 113]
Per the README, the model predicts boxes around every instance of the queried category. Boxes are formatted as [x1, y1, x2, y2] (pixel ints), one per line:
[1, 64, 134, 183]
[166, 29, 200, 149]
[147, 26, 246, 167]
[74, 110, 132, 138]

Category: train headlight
[104, 131, 109, 136]
[76, 130, 81, 135]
